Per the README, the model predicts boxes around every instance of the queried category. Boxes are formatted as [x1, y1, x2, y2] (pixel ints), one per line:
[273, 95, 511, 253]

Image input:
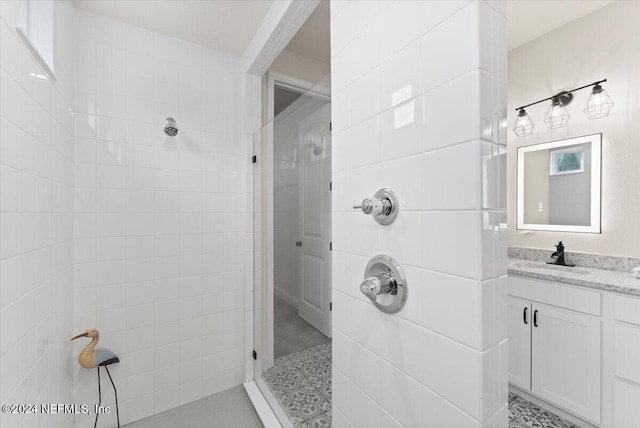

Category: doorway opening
[253, 74, 332, 427]
[272, 85, 332, 360]
[250, 1, 333, 423]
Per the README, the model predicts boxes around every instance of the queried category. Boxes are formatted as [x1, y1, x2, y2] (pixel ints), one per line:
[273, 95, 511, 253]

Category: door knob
[359, 255, 407, 313]
[353, 188, 399, 225]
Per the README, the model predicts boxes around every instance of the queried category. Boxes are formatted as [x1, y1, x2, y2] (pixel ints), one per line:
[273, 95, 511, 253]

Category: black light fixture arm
[515, 79, 607, 111]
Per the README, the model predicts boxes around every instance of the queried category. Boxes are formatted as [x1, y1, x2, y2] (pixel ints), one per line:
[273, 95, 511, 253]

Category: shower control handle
[360, 255, 407, 313]
[360, 272, 395, 301]
[352, 188, 399, 225]
[353, 197, 388, 217]
[360, 277, 381, 301]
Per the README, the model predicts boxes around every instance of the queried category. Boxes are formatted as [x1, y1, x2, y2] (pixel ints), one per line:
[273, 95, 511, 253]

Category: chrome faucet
[547, 241, 574, 266]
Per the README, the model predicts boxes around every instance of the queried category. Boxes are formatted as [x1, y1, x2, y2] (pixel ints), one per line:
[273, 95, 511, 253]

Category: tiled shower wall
[72, 11, 245, 426]
[330, 1, 508, 427]
[0, 1, 76, 427]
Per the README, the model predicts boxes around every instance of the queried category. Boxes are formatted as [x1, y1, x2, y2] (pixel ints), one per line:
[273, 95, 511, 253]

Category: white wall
[507, 1, 640, 258]
[330, 1, 508, 426]
[72, 11, 245, 426]
[271, 49, 331, 88]
[0, 1, 76, 427]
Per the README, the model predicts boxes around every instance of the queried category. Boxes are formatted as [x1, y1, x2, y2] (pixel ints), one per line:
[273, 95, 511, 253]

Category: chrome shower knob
[353, 197, 389, 216]
[360, 255, 407, 313]
[360, 277, 381, 300]
[359, 273, 393, 301]
[352, 188, 399, 225]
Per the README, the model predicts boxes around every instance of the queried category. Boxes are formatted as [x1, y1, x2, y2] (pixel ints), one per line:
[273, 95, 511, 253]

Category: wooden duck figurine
[71, 328, 119, 368]
[72, 328, 120, 428]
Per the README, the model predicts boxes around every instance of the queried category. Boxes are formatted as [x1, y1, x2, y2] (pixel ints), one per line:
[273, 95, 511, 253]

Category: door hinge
[251, 155, 257, 163]
[329, 182, 332, 191]
[329, 122, 332, 131]
[329, 242, 332, 251]
[252, 350, 257, 360]
[330, 302, 332, 311]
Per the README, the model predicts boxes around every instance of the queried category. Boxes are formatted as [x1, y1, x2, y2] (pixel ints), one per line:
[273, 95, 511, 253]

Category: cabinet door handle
[523, 307, 528, 324]
[533, 309, 538, 327]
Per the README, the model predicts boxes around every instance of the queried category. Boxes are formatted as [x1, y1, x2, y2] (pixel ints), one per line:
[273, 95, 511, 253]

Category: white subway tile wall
[0, 1, 76, 427]
[72, 11, 245, 427]
[330, 1, 508, 427]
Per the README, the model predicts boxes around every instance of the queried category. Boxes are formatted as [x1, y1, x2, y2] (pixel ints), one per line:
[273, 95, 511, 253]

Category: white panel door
[508, 296, 532, 390]
[531, 302, 601, 424]
[297, 103, 331, 337]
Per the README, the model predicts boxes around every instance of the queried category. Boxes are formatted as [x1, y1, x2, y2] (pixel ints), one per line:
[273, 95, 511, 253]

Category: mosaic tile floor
[263, 342, 332, 427]
[509, 392, 577, 428]
[265, 342, 577, 428]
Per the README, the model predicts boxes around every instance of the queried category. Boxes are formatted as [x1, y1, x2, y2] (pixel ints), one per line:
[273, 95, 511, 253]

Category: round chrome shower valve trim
[360, 255, 407, 314]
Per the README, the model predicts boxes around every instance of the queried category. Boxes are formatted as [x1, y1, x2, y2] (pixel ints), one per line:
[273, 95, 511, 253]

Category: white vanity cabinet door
[613, 379, 640, 428]
[531, 302, 601, 424]
[508, 297, 531, 391]
[613, 295, 640, 427]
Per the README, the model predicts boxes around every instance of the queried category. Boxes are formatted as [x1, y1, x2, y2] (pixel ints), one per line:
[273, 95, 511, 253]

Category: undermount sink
[515, 262, 591, 275]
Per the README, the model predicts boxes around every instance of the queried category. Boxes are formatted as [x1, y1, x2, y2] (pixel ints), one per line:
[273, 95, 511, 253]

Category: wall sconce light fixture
[513, 79, 612, 137]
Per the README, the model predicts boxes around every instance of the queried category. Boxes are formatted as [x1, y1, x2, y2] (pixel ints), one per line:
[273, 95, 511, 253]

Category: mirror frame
[517, 133, 602, 233]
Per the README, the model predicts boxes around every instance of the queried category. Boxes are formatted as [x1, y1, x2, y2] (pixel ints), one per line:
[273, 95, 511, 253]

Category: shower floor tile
[123, 386, 261, 428]
[264, 342, 332, 428]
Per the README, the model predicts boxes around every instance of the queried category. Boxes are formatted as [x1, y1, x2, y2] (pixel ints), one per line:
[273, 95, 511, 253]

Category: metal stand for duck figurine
[95, 366, 120, 428]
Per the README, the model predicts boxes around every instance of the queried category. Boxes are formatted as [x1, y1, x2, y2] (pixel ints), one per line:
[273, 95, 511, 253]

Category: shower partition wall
[252, 72, 331, 424]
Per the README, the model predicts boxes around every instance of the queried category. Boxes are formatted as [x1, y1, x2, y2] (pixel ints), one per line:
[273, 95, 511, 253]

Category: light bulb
[543, 99, 570, 129]
[513, 109, 534, 137]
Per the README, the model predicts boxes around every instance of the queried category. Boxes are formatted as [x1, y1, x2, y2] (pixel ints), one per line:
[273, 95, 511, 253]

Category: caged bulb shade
[543, 99, 570, 129]
[513, 109, 534, 137]
[584, 84, 614, 119]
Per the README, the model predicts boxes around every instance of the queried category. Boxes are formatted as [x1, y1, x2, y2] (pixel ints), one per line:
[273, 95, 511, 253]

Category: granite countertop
[508, 258, 640, 296]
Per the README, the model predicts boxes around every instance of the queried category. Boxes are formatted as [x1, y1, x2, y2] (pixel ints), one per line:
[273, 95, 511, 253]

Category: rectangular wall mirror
[517, 133, 601, 233]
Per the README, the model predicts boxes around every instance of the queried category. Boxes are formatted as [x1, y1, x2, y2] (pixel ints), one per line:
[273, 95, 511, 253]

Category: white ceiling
[73, 0, 616, 58]
[507, 0, 615, 50]
[73, 0, 273, 56]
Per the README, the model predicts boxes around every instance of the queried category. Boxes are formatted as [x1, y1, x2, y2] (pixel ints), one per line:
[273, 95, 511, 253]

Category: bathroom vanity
[508, 258, 640, 428]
